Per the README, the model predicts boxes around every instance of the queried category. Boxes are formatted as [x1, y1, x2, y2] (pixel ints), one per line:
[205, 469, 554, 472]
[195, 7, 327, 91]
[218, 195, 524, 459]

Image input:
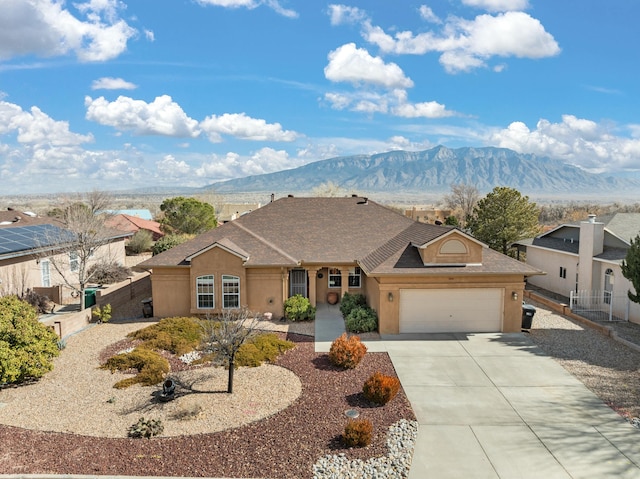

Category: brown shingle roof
[139, 196, 543, 277]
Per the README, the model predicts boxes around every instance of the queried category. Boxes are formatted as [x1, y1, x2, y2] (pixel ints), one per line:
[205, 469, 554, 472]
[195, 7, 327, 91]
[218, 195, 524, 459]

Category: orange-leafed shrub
[342, 419, 373, 447]
[362, 371, 401, 405]
[328, 333, 367, 369]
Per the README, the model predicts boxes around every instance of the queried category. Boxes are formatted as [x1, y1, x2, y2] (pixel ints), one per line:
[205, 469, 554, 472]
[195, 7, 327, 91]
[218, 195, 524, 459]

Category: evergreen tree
[467, 186, 540, 255]
[159, 197, 217, 235]
[622, 235, 640, 304]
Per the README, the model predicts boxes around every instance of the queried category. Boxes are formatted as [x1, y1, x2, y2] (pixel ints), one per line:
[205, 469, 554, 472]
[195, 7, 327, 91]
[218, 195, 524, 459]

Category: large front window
[348, 267, 361, 288]
[222, 275, 240, 309]
[196, 275, 215, 309]
[328, 268, 341, 288]
[328, 267, 362, 288]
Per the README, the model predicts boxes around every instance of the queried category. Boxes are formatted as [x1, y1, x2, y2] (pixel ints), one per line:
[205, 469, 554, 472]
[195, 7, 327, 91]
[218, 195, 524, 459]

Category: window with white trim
[222, 275, 240, 309]
[69, 251, 79, 272]
[196, 275, 215, 309]
[328, 268, 341, 288]
[41, 260, 51, 287]
[348, 267, 362, 288]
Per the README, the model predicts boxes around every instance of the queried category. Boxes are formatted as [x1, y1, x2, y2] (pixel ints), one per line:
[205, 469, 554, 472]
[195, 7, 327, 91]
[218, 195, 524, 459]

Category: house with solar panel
[0, 209, 131, 306]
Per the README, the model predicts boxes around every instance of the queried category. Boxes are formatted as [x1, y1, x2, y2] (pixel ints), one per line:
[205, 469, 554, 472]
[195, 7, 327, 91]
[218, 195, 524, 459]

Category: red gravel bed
[0, 333, 415, 478]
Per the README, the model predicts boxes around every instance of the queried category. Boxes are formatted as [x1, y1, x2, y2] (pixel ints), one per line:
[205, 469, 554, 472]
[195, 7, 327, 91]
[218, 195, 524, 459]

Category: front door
[289, 269, 307, 297]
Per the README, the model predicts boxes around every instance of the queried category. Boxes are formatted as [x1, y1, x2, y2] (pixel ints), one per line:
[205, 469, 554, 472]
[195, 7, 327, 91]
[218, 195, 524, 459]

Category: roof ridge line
[231, 221, 299, 264]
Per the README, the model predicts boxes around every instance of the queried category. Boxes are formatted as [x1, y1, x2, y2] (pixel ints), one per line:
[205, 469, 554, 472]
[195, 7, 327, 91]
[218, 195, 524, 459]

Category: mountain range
[205, 146, 638, 199]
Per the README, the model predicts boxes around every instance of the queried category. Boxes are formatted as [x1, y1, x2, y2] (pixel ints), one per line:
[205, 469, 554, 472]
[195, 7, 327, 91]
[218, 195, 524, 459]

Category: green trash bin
[84, 288, 97, 308]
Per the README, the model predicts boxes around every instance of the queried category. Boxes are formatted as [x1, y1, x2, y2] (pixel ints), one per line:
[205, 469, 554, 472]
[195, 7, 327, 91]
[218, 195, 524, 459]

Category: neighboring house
[513, 213, 640, 324]
[404, 206, 452, 224]
[106, 214, 164, 241]
[0, 210, 130, 304]
[103, 209, 154, 220]
[139, 196, 541, 334]
[217, 203, 262, 223]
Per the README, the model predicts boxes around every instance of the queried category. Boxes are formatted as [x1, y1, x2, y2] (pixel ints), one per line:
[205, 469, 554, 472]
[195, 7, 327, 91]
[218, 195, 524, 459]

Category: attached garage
[399, 288, 504, 333]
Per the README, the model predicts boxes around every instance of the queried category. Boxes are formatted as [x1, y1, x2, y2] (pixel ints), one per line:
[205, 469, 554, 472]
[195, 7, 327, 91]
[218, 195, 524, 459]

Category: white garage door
[399, 288, 503, 333]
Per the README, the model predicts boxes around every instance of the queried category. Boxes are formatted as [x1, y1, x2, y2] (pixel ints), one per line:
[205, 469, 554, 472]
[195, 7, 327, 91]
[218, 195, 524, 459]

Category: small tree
[0, 296, 60, 384]
[200, 308, 261, 393]
[467, 186, 540, 255]
[126, 230, 153, 255]
[443, 183, 480, 228]
[159, 196, 217, 235]
[151, 234, 191, 256]
[622, 235, 640, 304]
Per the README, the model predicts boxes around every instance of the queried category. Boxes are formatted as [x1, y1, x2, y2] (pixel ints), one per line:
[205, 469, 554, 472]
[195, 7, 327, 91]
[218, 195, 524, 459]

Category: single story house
[513, 213, 640, 324]
[105, 214, 164, 241]
[0, 210, 130, 304]
[139, 196, 542, 334]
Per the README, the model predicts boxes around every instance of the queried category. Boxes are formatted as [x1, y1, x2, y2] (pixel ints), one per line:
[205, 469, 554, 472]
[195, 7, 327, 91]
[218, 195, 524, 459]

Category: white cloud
[491, 115, 640, 172]
[328, 4, 368, 25]
[356, 10, 559, 73]
[462, 0, 530, 12]
[324, 89, 456, 118]
[324, 43, 414, 88]
[195, 0, 297, 18]
[84, 95, 201, 137]
[144, 29, 155, 41]
[156, 154, 192, 178]
[91, 77, 138, 90]
[0, 0, 136, 62]
[419, 5, 441, 23]
[194, 147, 298, 180]
[199, 113, 298, 142]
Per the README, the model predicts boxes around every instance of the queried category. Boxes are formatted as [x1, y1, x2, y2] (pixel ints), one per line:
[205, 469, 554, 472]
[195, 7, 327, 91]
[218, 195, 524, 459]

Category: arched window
[196, 275, 215, 309]
[440, 239, 467, 254]
[604, 269, 614, 304]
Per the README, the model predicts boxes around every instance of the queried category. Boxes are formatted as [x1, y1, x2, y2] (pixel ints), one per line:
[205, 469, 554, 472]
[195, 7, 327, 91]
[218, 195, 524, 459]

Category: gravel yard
[527, 299, 640, 420]
[0, 317, 414, 478]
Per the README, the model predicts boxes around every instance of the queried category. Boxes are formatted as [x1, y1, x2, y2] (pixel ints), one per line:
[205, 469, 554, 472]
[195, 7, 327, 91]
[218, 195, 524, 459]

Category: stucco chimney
[577, 215, 604, 292]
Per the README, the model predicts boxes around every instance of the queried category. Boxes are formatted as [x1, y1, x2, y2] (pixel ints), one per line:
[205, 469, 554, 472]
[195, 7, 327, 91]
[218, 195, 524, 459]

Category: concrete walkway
[314, 307, 640, 478]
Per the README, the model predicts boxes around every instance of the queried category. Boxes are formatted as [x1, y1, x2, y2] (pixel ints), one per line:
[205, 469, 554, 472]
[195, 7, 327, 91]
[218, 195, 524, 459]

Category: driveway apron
[383, 332, 640, 479]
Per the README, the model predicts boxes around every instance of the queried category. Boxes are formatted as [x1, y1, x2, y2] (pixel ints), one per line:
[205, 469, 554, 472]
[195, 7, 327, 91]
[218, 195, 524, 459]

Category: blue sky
[1, 0, 639, 195]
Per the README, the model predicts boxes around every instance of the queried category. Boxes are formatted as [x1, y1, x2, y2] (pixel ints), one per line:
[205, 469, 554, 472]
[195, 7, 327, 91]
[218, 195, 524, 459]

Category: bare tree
[200, 308, 262, 393]
[443, 183, 480, 228]
[312, 181, 349, 197]
[37, 192, 118, 309]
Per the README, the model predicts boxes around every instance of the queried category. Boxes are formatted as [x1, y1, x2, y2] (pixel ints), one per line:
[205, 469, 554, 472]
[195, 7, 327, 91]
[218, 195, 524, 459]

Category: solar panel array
[0, 224, 72, 255]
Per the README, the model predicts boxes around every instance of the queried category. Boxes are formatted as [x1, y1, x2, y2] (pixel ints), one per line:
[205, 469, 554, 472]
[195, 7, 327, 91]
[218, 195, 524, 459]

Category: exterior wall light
[512, 291, 518, 301]
[388, 292, 394, 302]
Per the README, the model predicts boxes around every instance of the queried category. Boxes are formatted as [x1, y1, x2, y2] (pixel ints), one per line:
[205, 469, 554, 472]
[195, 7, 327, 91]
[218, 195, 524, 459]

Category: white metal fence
[569, 290, 630, 322]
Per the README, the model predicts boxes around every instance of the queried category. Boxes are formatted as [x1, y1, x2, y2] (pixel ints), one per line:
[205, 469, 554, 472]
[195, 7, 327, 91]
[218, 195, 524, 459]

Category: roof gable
[186, 237, 250, 262]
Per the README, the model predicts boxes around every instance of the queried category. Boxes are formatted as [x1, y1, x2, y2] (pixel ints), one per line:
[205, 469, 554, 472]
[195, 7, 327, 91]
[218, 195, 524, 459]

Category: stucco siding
[150, 267, 191, 317]
[525, 247, 576, 297]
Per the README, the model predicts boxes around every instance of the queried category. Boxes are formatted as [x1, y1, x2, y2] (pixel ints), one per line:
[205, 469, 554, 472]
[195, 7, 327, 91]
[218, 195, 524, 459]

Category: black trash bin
[522, 303, 536, 330]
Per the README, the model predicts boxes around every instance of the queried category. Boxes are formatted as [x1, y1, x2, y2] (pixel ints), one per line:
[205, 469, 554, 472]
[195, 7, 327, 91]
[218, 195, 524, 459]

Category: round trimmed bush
[345, 306, 378, 333]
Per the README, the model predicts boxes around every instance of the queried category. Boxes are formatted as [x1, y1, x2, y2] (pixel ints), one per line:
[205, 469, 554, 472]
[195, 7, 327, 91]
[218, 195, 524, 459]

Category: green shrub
[126, 230, 153, 255]
[345, 306, 378, 333]
[128, 417, 164, 438]
[128, 316, 202, 356]
[101, 347, 169, 388]
[284, 294, 316, 321]
[363, 371, 401, 405]
[342, 419, 373, 447]
[0, 296, 59, 384]
[328, 333, 367, 369]
[92, 304, 112, 323]
[234, 333, 295, 367]
[87, 261, 132, 285]
[339, 292, 367, 317]
[151, 234, 191, 256]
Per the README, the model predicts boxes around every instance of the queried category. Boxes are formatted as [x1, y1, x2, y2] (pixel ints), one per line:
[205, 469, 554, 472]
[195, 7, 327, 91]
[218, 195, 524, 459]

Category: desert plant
[234, 332, 295, 367]
[87, 261, 132, 285]
[342, 418, 373, 447]
[101, 347, 169, 388]
[363, 371, 401, 405]
[0, 295, 59, 384]
[128, 417, 164, 438]
[21, 289, 53, 314]
[339, 292, 367, 317]
[56, 338, 67, 350]
[92, 303, 112, 323]
[170, 401, 203, 421]
[126, 230, 153, 255]
[128, 316, 202, 356]
[151, 234, 191, 256]
[284, 294, 316, 321]
[328, 333, 367, 369]
[345, 306, 378, 333]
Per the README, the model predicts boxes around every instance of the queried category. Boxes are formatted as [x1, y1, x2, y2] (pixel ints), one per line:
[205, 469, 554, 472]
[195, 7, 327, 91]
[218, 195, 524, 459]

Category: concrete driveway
[382, 332, 640, 479]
